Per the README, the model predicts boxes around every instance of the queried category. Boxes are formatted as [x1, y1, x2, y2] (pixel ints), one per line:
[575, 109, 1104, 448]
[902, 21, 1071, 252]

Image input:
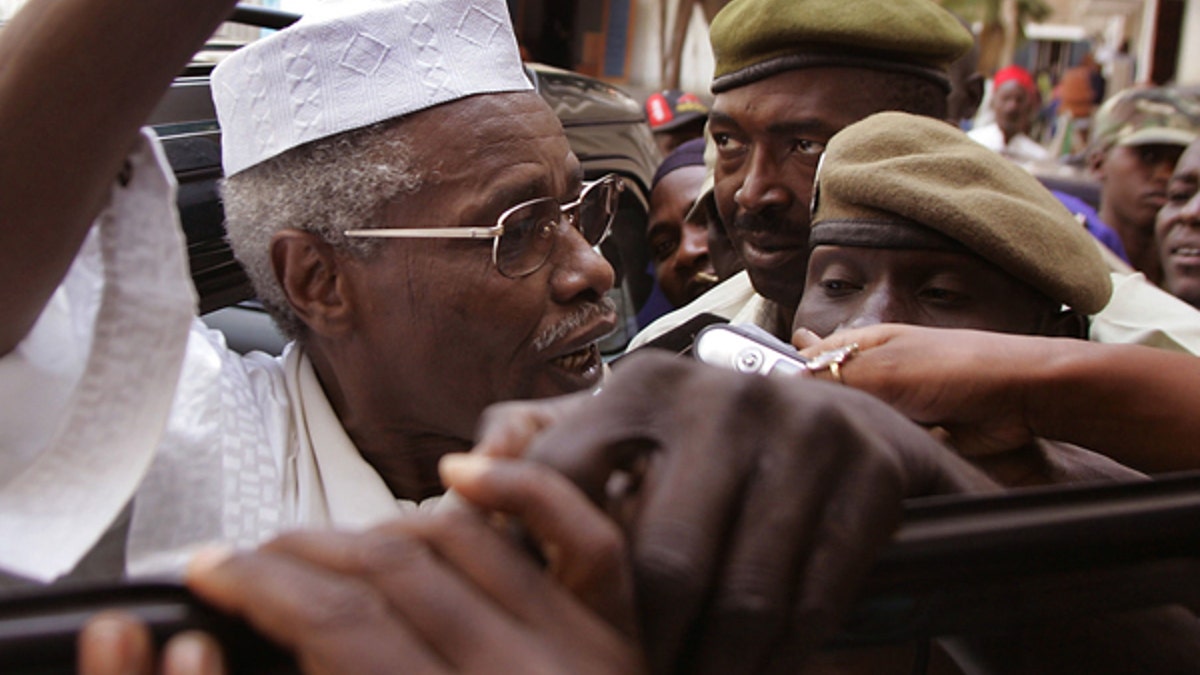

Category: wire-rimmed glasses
[345, 174, 625, 278]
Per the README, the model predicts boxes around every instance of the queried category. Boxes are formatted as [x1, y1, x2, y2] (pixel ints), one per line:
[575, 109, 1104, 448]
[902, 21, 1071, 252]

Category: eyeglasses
[345, 174, 625, 278]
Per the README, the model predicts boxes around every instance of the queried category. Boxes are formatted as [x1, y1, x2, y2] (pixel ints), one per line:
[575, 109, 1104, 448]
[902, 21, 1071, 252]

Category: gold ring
[829, 360, 843, 384]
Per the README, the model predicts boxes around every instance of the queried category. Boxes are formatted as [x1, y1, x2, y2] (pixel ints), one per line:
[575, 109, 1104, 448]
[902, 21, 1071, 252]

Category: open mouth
[550, 342, 603, 379]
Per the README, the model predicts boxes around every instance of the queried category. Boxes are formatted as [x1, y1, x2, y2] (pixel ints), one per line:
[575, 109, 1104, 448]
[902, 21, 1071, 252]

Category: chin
[747, 267, 804, 312]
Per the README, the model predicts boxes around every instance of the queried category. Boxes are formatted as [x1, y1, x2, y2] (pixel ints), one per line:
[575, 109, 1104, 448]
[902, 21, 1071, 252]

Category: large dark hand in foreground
[475, 351, 999, 674]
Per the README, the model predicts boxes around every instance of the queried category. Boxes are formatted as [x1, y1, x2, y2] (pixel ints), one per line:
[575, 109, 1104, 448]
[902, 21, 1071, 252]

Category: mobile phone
[0, 581, 292, 674]
[693, 323, 810, 378]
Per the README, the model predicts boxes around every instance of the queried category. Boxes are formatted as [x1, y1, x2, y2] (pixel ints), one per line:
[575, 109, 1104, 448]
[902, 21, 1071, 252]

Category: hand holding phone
[693, 323, 811, 377]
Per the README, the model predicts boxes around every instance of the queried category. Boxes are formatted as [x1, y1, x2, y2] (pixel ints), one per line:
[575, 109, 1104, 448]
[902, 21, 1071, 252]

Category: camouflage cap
[709, 0, 972, 94]
[1091, 87, 1200, 153]
[811, 112, 1112, 314]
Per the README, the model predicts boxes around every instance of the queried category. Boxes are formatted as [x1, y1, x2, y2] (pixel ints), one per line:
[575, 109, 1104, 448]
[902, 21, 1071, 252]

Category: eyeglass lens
[494, 176, 620, 278]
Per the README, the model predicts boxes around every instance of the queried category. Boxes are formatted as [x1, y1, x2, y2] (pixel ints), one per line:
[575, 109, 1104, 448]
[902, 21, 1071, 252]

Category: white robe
[0, 131, 426, 587]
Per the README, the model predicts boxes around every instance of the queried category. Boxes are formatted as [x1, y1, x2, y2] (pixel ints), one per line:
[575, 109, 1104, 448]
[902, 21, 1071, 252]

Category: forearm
[1026, 340, 1200, 473]
[0, 0, 238, 354]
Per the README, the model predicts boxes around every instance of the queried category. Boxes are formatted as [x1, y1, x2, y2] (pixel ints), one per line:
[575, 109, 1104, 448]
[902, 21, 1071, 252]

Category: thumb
[790, 326, 821, 350]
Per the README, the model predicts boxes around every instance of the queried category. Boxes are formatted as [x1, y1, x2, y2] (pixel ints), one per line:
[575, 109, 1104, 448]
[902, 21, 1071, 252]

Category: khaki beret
[709, 0, 973, 94]
[811, 112, 1113, 314]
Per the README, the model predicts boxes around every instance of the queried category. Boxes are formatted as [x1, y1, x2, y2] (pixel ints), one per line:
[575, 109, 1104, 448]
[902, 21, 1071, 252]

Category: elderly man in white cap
[0, 0, 618, 591]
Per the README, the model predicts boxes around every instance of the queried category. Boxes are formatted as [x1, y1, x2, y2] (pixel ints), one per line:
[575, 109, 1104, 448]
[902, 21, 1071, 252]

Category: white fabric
[968, 122, 1050, 164]
[0, 131, 431, 585]
[628, 271, 784, 350]
[1090, 271, 1200, 354]
[630, 270, 1200, 358]
[0, 132, 195, 582]
[212, 0, 532, 175]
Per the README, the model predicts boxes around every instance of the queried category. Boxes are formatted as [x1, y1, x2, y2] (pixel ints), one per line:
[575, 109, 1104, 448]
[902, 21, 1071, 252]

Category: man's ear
[270, 229, 355, 338]
[1087, 146, 1107, 180]
[963, 72, 985, 122]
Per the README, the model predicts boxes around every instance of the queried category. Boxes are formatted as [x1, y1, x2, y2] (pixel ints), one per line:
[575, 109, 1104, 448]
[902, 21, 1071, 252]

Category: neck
[305, 341, 471, 502]
[351, 431, 470, 501]
[1102, 206, 1162, 283]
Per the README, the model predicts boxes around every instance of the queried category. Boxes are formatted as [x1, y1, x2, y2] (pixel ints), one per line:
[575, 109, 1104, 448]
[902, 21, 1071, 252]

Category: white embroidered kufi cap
[212, 0, 533, 176]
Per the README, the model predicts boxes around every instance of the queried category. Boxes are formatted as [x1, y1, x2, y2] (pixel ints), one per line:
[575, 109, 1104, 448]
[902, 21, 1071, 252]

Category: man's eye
[712, 132, 745, 154]
[651, 236, 679, 262]
[819, 279, 859, 295]
[793, 139, 825, 155]
[1168, 187, 1196, 205]
[920, 287, 969, 305]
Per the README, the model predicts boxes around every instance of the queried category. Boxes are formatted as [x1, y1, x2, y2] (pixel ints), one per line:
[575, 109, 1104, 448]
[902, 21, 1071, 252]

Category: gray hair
[221, 118, 423, 340]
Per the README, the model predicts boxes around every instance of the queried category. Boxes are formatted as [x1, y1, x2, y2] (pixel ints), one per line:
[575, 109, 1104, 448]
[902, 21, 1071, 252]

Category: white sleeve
[1089, 271, 1200, 355]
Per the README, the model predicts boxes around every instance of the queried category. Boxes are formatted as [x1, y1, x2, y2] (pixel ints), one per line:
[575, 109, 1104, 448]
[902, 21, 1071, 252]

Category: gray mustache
[533, 296, 617, 352]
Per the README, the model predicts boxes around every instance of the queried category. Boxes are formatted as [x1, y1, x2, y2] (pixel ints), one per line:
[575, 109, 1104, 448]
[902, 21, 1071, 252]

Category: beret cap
[212, 0, 532, 176]
[811, 112, 1113, 314]
[709, 0, 972, 94]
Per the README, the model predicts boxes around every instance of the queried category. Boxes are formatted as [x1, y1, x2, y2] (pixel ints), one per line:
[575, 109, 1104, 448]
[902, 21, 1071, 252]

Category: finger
[689, 380, 907, 674]
[78, 612, 154, 675]
[439, 453, 636, 635]
[162, 631, 226, 675]
[256, 520, 557, 673]
[789, 326, 821, 350]
[795, 323, 903, 360]
[472, 393, 588, 459]
[185, 544, 445, 675]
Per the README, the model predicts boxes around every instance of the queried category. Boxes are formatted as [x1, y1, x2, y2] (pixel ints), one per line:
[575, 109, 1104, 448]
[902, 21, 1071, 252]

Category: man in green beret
[794, 111, 1136, 487]
[629, 0, 1200, 357]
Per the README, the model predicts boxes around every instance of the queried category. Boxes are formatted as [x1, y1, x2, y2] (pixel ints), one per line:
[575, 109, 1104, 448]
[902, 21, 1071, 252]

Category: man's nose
[1181, 191, 1200, 223]
[549, 224, 615, 304]
[675, 223, 710, 271]
[733, 149, 791, 213]
[840, 288, 909, 330]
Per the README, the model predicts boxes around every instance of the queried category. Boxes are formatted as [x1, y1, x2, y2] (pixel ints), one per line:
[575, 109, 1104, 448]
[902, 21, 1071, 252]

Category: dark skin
[990, 81, 1033, 142]
[709, 67, 934, 314]
[474, 352, 1000, 675]
[1156, 140, 1200, 307]
[794, 246, 1079, 339]
[1093, 142, 1186, 283]
[0, 0, 241, 356]
[81, 453, 647, 675]
[796, 324, 1200, 475]
[647, 165, 717, 307]
[274, 92, 617, 499]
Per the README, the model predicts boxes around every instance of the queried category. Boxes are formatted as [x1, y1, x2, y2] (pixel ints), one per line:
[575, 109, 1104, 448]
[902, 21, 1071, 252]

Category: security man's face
[647, 165, 716, 306]
[709, 67, 921, 313]
[793, 245, 1068, 338]
[1156, 142, 1200, 308]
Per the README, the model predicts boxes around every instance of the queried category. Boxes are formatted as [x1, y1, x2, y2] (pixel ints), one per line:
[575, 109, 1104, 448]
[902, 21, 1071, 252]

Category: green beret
[710, 0, 973, 93]
[810, 112, 1113, 314]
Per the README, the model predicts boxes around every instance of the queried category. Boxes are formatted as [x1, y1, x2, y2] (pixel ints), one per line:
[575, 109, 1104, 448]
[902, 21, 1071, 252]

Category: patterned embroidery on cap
[406, 0, 451, 95]
[456, 4, 503, 46]
[242, 50, 277, 157]
[340, 32, 391, 76]
[284, 36, 322, 132]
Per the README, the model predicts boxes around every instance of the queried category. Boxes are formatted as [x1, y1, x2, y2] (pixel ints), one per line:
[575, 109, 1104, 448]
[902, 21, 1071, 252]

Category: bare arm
[795, 324, 1200, 474]
[0, 0, 238, 355]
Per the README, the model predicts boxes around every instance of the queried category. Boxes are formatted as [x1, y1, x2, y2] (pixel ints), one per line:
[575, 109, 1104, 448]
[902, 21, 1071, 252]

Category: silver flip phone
[693, 323, 810, 378]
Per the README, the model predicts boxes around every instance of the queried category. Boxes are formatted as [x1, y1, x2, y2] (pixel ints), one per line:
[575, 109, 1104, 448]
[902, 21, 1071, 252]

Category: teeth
[553, 344, 597, 373]
[1176, 247, 1200, 257]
